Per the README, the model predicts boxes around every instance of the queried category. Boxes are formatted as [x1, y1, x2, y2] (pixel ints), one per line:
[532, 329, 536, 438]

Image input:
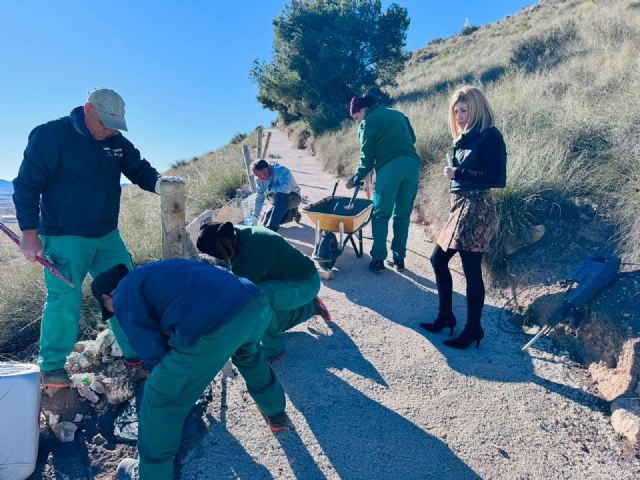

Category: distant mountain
[0, 180, 13, 194]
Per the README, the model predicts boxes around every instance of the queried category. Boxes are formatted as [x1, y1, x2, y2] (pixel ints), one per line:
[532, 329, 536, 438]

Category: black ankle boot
[419, 314, 457, 336]
[443, 324, 484, 350]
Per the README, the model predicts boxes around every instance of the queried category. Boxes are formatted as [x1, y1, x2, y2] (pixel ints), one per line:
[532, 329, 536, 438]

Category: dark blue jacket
[12, 107, 159, 236]
[449, 126, 507, 193]
[112, 259, 263, 370]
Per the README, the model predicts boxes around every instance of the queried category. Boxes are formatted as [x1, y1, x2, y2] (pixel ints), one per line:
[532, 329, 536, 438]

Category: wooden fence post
[160, 179, 187, 259]
[242, 145, 257, 193]
[256, 127, 263, 160]
[261, 131, 272, 160]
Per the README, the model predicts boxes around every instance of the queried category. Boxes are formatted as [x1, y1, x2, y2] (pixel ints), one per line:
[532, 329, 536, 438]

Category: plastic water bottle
[242, 199, 256, 225]
[234, 189, 243, 209]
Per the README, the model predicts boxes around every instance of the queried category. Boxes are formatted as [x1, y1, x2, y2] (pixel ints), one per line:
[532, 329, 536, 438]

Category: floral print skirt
[436, 190, 497, 252]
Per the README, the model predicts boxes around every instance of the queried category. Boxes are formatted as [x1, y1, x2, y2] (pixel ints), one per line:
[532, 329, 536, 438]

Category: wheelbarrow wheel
[318, 258, 336, 270]
[316, 231, 338, 270]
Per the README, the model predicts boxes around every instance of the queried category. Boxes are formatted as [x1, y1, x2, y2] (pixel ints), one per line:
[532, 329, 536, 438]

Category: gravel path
[178, 129, 639, 479]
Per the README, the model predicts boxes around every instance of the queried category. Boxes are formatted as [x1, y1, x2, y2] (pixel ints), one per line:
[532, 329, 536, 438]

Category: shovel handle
[346, 184, 360, 210]
[0, 220, 76, 288]
[331, 179, 339, 197]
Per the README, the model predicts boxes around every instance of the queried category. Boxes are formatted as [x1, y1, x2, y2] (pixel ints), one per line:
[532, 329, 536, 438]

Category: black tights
[430, 245, 485, 328]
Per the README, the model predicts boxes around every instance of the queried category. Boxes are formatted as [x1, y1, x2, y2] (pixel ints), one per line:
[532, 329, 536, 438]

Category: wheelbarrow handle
[331, 179, 339, 197]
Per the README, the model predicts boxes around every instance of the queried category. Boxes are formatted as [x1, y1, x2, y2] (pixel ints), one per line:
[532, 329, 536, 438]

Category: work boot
[385, 258, 405, 272]
[40, 368, 71, 389]
[117, 458, 139, 480]
[368, 259, 386, 274]
[261, 411, 288, 432]
[314, 296, 332, 323]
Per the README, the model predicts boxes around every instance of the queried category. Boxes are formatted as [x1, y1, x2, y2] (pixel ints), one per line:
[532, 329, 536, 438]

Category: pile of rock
[41, 329, 146, 443]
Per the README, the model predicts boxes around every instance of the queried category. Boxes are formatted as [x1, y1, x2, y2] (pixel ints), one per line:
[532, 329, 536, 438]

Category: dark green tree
[250, 0, 410, 133]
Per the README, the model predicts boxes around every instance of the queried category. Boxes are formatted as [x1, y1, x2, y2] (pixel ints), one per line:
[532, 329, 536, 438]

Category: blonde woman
[420, 86, 507, 350]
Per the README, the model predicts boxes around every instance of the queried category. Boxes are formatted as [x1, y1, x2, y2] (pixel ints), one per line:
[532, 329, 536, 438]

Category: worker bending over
[91, 259, 287, 480]
[197, 222, 331, 360]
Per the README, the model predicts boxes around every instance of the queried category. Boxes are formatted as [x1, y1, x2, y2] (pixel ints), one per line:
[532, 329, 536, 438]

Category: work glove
[345, 174, 363, 190]
[155, 175, 185, 194]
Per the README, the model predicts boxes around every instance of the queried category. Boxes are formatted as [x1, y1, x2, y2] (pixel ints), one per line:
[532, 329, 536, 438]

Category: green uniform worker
[11, 88, 178, 387]
[196, 222, 331, 359]
[346, 94, 420, 274]
[91, 260, 287, 480]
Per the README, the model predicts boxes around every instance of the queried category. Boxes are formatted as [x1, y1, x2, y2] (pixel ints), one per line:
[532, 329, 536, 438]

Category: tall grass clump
[0, 260, 44, 361]
[509, 21, 578, 73]
[313, 123, 359, 177]
[286, 121, 313, 149]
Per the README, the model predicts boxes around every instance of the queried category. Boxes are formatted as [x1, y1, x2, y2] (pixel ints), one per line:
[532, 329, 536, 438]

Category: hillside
[0, 179, 13, 194]
[315, 0, 640, 269]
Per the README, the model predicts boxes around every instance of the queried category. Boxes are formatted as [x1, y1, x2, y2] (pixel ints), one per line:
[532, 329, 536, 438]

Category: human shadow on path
[326, 252, 608, 414]
[272, 323, 481, 480]
[419, 310, 609, 414]
[178, 384, 274, 480]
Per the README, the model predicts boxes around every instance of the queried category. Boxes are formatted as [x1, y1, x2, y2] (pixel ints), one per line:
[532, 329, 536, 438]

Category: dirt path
[177, 129, 639, 479]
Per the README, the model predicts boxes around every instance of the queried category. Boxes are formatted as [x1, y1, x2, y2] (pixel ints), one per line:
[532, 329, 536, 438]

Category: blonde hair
[448, 85, 494, 138]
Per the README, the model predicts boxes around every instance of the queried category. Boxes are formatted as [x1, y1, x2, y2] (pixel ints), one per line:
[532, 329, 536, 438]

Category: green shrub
[230, 132, 248, 144]
[286, 121, 313, 150]
[510, 22, 578, 73]
[171, 159, 189, 168]
[461, 19, 479, 36]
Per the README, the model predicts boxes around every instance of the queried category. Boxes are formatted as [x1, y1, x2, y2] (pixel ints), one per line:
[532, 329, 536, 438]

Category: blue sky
[0, 1, 531, 180]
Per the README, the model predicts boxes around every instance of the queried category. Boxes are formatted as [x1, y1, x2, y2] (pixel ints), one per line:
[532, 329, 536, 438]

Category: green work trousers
[258, 270, 321, 358]
[370, 156, 420, 262]
[39, 229, 138, 372]
[137, 295, 285, 480]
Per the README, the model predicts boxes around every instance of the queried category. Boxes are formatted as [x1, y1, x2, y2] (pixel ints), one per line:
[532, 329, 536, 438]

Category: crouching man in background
[91, 259, 287, 480]
[252, 159, 302, 231]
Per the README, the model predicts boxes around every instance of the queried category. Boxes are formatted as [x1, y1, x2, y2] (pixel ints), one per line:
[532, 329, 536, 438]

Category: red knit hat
[350, 95, 376, 116]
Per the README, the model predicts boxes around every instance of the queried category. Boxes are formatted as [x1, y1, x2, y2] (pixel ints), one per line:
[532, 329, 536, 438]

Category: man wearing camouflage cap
[12, 88, 179, 388]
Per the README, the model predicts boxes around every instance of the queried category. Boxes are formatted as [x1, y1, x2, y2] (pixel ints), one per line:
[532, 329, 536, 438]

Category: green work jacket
[355, 104, 420, 179]
[232, 226, 317, 283]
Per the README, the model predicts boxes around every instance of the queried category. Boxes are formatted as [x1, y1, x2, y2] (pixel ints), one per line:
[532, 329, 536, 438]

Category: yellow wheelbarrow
[303, 183, 373, 270]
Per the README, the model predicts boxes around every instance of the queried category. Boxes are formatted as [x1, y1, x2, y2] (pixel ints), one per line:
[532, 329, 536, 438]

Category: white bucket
[0, 363, 40, 480]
